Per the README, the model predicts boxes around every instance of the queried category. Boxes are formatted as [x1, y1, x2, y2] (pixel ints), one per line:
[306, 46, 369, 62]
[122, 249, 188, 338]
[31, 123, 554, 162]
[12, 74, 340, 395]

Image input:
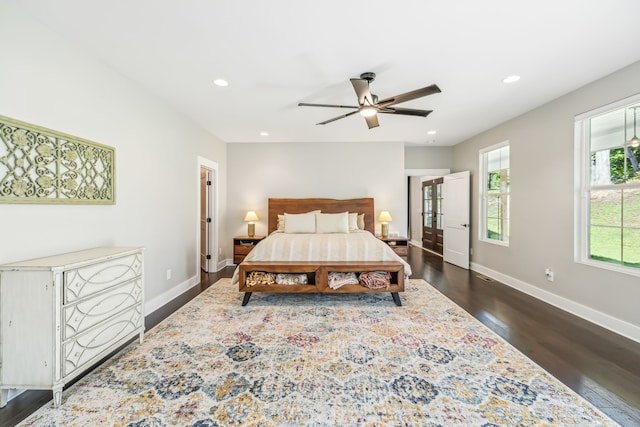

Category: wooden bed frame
[266, 197, 376, 234]
[238, 198, 405, 306]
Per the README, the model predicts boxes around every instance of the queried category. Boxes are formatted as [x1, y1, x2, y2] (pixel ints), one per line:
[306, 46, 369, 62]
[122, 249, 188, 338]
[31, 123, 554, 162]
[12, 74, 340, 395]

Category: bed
[231, 198, 412, 306]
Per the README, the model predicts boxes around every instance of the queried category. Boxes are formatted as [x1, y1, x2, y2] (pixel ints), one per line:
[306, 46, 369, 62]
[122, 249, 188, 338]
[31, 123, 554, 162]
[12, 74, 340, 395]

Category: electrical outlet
[219, 247, 222, 255]
[166, 269, 172, 280]
[544, 268, 554, 282]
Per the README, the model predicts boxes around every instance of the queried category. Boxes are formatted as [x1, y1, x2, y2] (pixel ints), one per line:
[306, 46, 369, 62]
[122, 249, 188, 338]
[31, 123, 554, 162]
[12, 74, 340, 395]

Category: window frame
[574, 93, 640, 277]
[479, 141, 510, 246]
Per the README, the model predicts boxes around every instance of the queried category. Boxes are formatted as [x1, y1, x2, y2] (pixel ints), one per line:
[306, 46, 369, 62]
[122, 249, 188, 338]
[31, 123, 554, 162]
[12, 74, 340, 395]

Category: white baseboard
[144, 274, 200, 315]
[6, 388, 24, 403]
[471, 262, 640, 344]
[145, 261, 236, 316]
[409, 241, 444, 257]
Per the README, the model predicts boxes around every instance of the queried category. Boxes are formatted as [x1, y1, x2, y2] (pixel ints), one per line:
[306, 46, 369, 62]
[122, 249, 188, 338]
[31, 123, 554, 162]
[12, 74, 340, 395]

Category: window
[479, 142, 510, 245]
[575, 94, 640, 276]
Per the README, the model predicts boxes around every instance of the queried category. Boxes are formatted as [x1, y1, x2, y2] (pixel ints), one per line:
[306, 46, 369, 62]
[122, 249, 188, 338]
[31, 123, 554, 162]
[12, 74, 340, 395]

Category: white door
[443, 171, 470, 269]
[200, 167, 212, 272]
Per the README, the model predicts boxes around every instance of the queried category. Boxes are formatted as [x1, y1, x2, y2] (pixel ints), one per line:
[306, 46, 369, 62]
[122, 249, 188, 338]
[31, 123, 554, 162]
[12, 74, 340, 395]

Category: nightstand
[380, 236, 408, 259]
[233, 236, 265, 264]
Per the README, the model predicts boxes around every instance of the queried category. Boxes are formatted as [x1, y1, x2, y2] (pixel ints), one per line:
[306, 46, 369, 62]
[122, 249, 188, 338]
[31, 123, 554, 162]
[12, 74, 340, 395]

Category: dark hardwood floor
[408, 246, 640, 427]
[2, 246, 639, 426]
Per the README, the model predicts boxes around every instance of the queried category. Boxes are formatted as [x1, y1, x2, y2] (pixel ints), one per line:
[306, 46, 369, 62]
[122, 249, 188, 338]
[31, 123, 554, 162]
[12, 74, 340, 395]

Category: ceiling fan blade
[379, 107, 433, 117]
[364, 114, 379, 129]
[350, 78, 374, 106]
[298, 102, 358, 109]
[317, 110, 359, 125]
[376, 84, 441, 107]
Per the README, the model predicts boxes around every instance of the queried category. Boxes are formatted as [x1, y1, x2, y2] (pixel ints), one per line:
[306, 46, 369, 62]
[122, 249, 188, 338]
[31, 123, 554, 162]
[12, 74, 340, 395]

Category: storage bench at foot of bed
[238, 261, 405, 306]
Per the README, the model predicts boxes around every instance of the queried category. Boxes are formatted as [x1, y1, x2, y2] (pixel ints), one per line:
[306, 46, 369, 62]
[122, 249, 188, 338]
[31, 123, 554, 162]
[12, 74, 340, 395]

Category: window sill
[576, 258, 640, 278]
[479, 237, 509, 247]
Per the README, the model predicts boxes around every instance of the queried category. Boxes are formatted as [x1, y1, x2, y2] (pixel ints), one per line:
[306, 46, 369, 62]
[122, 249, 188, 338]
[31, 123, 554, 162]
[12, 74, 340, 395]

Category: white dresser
[0, 247, 144, 407]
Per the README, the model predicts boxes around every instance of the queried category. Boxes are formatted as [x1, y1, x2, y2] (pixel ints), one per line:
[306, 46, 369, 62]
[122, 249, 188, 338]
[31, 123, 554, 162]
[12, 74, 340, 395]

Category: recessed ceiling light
[213, 78, 229, 87]
[260, 131, 269, 136]
[502, 75, 521, 84]
[427, 130, 437, 135]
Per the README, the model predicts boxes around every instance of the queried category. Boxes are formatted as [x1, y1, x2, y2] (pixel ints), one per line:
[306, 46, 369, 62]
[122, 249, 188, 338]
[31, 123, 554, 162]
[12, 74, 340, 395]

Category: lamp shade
[244, 211, 259, 222]
[378, 211, 392, 222]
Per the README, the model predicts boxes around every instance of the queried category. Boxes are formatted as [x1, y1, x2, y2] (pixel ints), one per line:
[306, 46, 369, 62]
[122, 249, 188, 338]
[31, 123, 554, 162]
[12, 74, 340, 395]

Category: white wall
[226, 142, 406, 246]
[0, 1, 227, 305]
[452, 60, 640, 341]
[404, 146, 453, 169]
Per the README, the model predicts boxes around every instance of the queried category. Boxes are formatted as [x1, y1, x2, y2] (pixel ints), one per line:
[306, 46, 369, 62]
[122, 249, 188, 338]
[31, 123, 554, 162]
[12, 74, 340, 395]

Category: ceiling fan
[298, 72, 441, 129]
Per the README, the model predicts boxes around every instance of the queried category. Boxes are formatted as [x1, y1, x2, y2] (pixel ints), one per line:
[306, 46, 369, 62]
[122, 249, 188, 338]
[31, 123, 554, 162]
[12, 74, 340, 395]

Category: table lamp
[244, 211, 259, 237]
[378, 211, 392, 238]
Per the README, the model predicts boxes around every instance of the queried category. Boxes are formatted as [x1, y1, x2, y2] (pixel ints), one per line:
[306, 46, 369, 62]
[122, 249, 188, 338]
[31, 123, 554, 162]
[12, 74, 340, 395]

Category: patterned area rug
[21, 279, 618, 426]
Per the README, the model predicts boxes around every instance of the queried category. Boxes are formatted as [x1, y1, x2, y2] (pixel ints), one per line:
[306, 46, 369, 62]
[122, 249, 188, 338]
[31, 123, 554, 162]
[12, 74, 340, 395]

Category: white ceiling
[15, 0, 640, 146]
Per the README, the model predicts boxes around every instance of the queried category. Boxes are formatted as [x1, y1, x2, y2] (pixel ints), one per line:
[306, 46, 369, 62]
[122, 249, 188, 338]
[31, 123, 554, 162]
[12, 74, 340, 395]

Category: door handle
[461, 224, 469, 228]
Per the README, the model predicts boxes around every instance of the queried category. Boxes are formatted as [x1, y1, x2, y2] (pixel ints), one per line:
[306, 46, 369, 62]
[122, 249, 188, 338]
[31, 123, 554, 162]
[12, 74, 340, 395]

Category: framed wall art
[0, 115, 115, 204]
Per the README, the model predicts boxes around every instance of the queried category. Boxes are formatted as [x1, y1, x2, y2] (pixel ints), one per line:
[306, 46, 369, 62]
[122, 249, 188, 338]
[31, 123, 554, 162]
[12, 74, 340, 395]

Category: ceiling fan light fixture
[360, 106, 377, 117]
[298, 73, 440, 128]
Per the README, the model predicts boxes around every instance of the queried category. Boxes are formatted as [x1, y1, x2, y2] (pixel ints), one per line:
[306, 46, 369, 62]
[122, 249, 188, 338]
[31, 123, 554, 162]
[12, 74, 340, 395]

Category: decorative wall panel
[0, 115, 115, 204]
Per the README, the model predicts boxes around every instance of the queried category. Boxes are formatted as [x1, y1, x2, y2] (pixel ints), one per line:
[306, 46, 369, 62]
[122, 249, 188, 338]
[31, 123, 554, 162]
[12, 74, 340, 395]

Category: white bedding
[230, 230, 412, 285]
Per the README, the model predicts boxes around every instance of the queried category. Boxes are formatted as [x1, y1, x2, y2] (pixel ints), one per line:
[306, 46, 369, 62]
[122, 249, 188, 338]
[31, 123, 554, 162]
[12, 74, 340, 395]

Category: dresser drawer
[63, 305, 143, 378]
[63, 278, 143, 340]
[234, 245, 255, 256]
[64, 253, 142, 303]
[392, 246, 408, 256]
[0, 247, 144, 407]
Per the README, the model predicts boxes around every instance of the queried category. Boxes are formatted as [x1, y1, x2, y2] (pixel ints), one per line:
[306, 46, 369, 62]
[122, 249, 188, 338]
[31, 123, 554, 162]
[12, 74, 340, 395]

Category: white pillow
[348, 212, 359, 231]
[358, 213, 365, 231]
[284, 212, 316, 233]
[278, 210, 320, 231]
[316, 212, 349, 234]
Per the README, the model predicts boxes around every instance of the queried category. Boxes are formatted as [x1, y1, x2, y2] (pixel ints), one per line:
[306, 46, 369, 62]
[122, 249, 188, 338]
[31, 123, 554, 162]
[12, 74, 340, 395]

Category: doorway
[422, 178, 444, 255]
[198, 157, 218, 273]
[407, 169, 470, 269]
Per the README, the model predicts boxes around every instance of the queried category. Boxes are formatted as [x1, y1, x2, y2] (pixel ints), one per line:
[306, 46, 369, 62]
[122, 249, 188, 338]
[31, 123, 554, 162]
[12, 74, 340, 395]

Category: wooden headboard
[268, 198, 375, 234]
